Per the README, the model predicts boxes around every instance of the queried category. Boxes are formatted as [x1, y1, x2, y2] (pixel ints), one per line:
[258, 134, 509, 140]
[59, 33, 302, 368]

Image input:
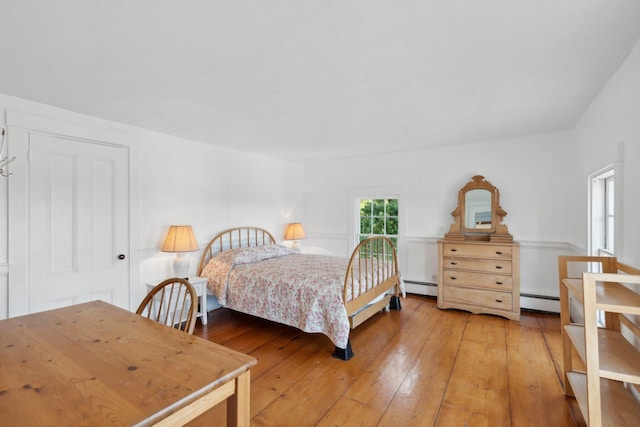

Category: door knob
[118, 254, 126, 260]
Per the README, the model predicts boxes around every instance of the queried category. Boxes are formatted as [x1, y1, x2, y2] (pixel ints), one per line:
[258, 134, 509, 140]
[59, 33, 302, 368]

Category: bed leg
[332, 340, 354, 361]
[390, 296, 402, 311]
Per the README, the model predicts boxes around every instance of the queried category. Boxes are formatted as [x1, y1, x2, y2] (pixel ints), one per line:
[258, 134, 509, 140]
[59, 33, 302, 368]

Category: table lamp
[284, 222, 307, 252]
[162, 225, 199, 278]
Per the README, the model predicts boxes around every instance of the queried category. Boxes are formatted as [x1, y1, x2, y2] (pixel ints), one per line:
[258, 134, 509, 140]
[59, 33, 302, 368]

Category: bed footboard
[343, 236, 401, 329]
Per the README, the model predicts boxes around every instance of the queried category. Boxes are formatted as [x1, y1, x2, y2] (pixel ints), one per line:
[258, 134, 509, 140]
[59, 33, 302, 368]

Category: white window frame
[589, 166, 615, 257]
[356, 197, 399, 243]
[588, 160, 623, 327]
[587, 140, 625, 260]
[348, 186, 406, 258]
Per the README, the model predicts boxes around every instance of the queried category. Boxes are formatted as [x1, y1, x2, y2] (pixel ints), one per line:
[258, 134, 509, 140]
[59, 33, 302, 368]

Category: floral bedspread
[201, 245, 352, 348]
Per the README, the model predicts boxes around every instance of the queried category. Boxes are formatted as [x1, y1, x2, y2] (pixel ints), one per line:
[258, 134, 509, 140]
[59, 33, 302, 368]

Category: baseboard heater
[520, 293, 559, 301]
[403, 281, 559, 314]
[520, 293, 560, 315]
[404, 281, 559, 301]
[403, 280, 436, 287]
[403, 280, 437, 299]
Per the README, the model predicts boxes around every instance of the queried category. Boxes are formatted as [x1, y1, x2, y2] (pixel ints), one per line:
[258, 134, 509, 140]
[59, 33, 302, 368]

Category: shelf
[565, 324, 640, 383]
[559, 258, 640, 426]
[561, 277, 640, 314]
[562, 278, 584, 303]
[567, 371, 640, 427]
[595, 283, 640, 314]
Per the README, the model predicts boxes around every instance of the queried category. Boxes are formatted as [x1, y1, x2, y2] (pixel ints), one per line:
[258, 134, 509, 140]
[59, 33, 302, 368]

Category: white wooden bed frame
[196, 226, 402, 360]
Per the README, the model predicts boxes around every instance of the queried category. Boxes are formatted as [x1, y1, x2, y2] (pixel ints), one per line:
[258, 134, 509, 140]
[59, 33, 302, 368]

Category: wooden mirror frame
[443, 175, 513, 242]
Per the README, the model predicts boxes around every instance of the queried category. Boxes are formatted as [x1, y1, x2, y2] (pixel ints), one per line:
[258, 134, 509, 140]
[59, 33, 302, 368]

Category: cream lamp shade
[162, 225, 199, 278]
[284, 222, 306, 251]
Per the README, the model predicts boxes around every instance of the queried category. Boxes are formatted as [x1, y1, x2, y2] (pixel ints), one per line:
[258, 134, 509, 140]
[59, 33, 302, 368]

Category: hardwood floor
[188, 295, 583, 426]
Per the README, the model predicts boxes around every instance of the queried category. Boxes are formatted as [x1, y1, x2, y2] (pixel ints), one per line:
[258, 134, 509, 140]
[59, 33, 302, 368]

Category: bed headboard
[197, 227, 276, 276]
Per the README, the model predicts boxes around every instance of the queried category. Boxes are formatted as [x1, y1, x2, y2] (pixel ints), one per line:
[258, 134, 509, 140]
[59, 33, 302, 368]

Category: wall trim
[307, 232, 347, 241]
[404, 236, 440, 244]
[313, 233, 580, 251]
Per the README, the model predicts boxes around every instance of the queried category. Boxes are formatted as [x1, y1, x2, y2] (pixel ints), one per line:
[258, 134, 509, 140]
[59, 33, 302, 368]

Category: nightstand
[145, 276, 209, 325]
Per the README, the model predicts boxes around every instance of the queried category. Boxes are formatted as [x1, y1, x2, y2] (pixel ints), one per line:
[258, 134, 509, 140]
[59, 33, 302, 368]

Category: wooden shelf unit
[558, 256, 640, 426]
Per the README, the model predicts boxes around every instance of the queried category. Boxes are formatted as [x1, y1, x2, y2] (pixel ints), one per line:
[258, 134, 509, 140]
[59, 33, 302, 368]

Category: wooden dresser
[437, 175, 520, 321]
[437, 240, 520, 320]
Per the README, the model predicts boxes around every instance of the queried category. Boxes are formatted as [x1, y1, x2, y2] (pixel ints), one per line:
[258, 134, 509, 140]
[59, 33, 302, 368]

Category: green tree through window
[358, 198, 398, 247]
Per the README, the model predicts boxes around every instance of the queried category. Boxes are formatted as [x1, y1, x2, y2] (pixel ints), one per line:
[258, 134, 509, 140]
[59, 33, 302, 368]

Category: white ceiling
[1, 1, 639, 161]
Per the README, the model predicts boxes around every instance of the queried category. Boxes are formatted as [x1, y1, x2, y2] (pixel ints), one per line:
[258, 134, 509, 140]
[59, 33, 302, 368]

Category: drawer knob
[495, 297, 504, 303]
[449, 276, 457, 280]
[450, 248, 458, 252]
[450, 261, 458, 266]
[496, 281, 504, 285]
[495, 265, 503, 270]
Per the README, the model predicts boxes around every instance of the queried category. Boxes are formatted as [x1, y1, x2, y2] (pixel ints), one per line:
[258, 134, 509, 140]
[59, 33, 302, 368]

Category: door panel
[28, 133, 129, 313]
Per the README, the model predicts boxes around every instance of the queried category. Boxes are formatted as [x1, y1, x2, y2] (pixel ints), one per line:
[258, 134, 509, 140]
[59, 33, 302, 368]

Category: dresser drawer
[443, 285, 513, 311]
[442, 269, 513, 290]
[442, 243, 512, 260]
[443, 257, 512, 274]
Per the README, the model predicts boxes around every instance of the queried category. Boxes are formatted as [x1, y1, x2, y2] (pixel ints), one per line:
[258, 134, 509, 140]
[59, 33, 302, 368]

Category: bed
[197, 226, 403, 360]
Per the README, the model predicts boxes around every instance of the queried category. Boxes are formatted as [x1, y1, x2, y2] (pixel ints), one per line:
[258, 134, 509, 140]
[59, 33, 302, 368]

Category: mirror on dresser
[464, 189, 492, 229]
[438, 175, 520, 320]
[444, 175, 512, 242]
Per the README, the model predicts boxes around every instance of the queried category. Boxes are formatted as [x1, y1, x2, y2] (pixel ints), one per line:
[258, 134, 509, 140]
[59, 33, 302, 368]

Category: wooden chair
[136, 278, 199, 334]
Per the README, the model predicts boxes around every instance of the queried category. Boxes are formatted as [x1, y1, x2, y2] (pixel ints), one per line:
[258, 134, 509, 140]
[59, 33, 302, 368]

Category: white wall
[572, 38, 640, 267]
[0, 93, 304, 317]
[2, 38, 638, 317]
[302, 38, 640, 312]
[303, 131, 576, 311]
[135, 130, 304, 289]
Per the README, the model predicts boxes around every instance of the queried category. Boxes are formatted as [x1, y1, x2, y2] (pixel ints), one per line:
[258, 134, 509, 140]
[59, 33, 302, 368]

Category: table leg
[227, 371, 250, 427]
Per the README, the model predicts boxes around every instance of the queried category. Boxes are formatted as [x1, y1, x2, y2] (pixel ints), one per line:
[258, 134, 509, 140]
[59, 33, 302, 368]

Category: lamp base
[291, 240, 302, 253]
[173, 253, 190, 278]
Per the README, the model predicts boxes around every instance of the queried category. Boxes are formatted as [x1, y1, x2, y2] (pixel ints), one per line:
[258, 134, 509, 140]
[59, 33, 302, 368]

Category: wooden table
[0, 300, 256, 426]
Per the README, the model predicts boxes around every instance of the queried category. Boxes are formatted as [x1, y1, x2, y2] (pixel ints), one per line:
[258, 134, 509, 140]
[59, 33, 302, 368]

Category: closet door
[7, 112, 133, 316]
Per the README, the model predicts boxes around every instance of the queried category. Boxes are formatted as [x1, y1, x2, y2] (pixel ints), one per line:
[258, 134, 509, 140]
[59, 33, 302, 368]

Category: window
[357, 198, 398, 246]
[589, 166, 615, 327]
[590, 167, 615, 257]
[604, 174, 614, 253]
